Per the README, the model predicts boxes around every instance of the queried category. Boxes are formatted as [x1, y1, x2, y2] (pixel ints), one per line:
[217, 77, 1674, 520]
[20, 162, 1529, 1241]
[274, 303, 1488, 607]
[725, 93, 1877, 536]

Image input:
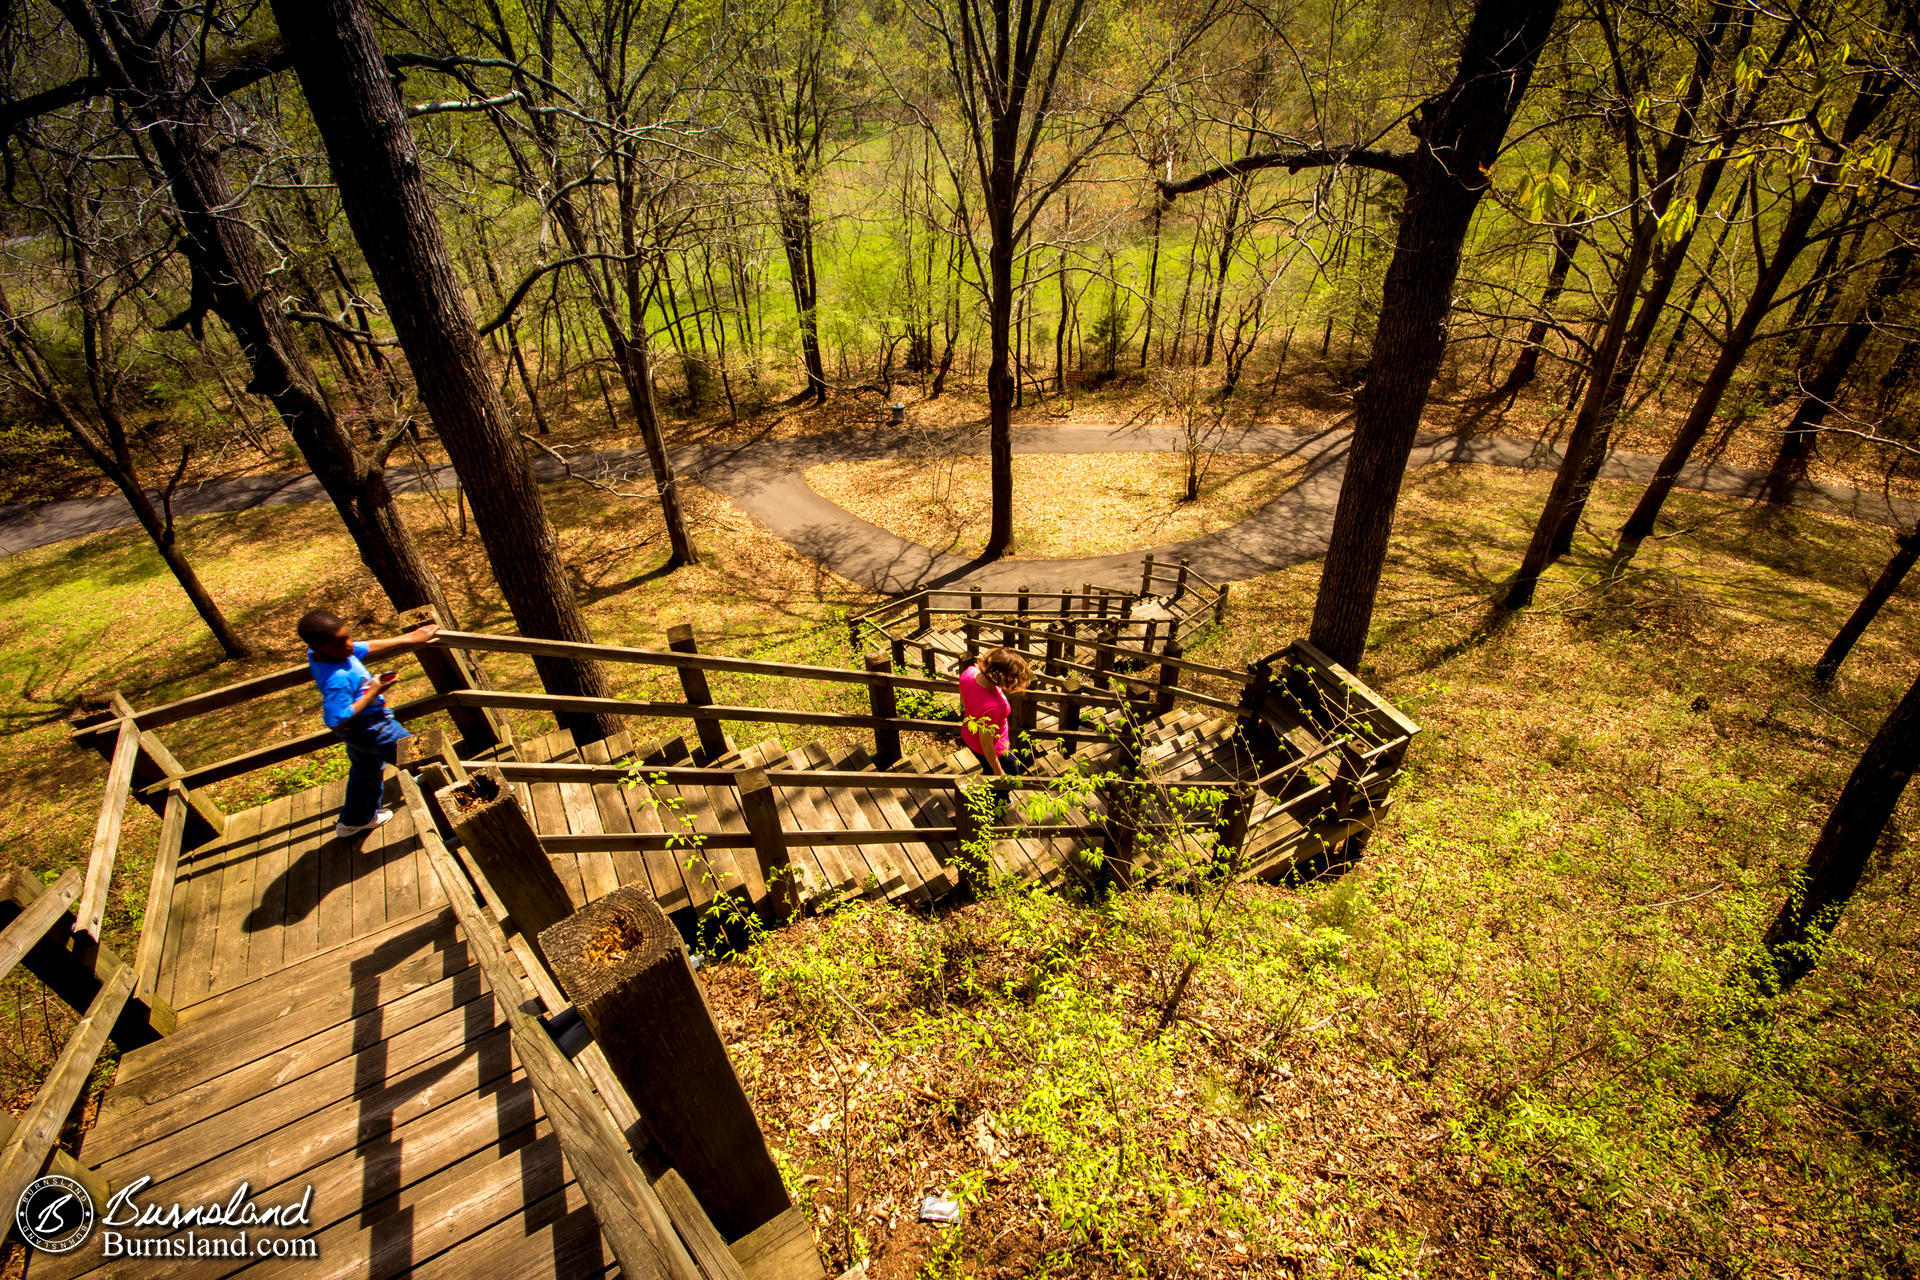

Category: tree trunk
[1501, 223, 1582, 396]
[1308, 0, 1560, 667]
[1814, 524, 1920, 686]
[776, 190, 828, 403]
[1612, 75, 1894, 570]
[1763, 248, 1915, 505]
[1755, 662, 1920, 989]
[76, 0, 455, 624]
[271, 0, 619, 742]
[984, 164, 1017, 558]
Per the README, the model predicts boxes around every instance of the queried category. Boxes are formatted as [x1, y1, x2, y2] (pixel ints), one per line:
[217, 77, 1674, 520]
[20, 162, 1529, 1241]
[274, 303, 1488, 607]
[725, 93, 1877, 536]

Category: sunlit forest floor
[3, 383, 1917, 1276]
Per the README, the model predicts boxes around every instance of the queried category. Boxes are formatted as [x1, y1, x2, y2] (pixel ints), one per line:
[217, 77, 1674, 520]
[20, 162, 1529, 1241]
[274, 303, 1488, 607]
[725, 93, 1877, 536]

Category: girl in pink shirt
[958, 647, 1032, 775]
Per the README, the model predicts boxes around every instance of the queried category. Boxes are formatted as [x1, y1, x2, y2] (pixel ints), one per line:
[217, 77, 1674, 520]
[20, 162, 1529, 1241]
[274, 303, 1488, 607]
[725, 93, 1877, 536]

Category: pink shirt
[958, 665, 1010, 756]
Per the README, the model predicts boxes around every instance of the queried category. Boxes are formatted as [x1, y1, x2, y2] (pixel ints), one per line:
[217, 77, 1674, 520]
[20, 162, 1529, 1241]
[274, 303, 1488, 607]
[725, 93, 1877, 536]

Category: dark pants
[335, 715, 412, 827]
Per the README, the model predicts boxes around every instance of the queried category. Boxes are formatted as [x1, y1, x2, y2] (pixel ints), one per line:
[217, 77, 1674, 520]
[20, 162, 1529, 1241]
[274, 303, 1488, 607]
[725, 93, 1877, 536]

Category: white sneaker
[335, 809, 394, 840]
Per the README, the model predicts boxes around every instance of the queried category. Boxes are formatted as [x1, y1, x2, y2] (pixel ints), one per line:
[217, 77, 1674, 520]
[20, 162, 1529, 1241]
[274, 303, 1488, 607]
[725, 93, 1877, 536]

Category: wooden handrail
[130, 790, 188, 1008]
[1282, 639, 1422, 739]
[0, 869, 81, 987]
[445, 688, 1118, 743]
[147, 692, 454, 793]
[72, 664, 314, 740]
[75, 717, 140, 940]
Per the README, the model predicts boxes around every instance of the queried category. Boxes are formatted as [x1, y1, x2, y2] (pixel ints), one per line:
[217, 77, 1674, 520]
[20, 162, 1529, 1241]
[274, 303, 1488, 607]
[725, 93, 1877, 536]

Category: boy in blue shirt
[297, 609, 440, 839]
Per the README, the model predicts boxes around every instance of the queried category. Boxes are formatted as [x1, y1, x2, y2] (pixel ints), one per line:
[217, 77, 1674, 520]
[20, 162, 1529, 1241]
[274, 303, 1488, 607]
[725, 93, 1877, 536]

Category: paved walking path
[5, 424, 1913, 595]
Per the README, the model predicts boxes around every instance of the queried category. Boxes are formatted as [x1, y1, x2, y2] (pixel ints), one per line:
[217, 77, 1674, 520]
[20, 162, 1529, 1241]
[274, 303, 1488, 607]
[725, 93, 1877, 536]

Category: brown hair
[978, 646, 1031, 694]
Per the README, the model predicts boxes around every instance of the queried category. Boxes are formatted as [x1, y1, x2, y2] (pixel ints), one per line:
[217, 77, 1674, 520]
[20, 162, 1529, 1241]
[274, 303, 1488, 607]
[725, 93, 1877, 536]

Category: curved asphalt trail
[5, 424, 1914, 595]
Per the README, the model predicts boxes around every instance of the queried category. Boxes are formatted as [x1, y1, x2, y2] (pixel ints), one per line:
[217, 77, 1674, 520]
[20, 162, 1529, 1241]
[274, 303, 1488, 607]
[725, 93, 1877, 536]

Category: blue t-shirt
[308, 642, 387, 729]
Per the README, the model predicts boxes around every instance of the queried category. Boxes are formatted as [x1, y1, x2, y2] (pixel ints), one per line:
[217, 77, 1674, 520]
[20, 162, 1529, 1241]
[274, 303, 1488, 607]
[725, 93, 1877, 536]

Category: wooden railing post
[1017, 585, 1030, 626]
[1058, 588, 1072, 621]
[1102, 714, 1144, 884]
[1060, 675, 1084, 751]
[438, 767, 577, 962]
[1237, 660, 1280, 760]
[916, 591, 933, 637]
[1214, 582, 1230, 626]
[1175, 558, 1190, 600]
[1092, 626, 1117, 690]
[736, 768, 798, 925]
[1043, 624, 1064, 679]
[962, 614, 980, 663]
[666, 624, 730, 763]
[1155, 636, 1184, 717]
[541, 887, 790, 1242]
[1010, 686, 1037, 751]
[890, 635, 908, 671]
[1215, 787, 1254, 874]
[969, 586, 983, 618]
[864, 650, 902, 767]
[949, 781, 986, 895]
[1140, 554, 1156, 598]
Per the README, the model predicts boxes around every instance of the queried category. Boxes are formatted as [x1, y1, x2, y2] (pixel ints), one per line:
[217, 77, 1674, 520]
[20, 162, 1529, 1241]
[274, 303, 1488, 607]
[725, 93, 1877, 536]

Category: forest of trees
[3, 0, 1919, 986]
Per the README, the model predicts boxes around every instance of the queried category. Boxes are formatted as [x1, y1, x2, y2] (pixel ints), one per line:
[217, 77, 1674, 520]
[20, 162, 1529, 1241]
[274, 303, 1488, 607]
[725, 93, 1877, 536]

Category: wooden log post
[1092, 626, 1118, 691]
[890, 636, 908, 671]
[1141, 616, 1158, 656]
[1214, 787, 1254, 874]
[1058, 588, 1072, 620]
[1213, 583, 1229, 626]
[1102, 716, 1144, 884]
[438, 767, 577, 961]
[864, 651, 902, 767]
[400, 606, 504, 750]
[949, 780, 987, 895]
[1236, 661, 1281, 761]
[1010, 687, 1037, 754]
[667, 624, 729, 763]
[1140, 554, 1156, 598]
[916, 592, 933, 637]
[736, 768, 798, 926]
[1155, 636, 1184, 717]
[969, 586, 983, 619]
[1043, 624, 1064, 679]
[0, 871, 173, 1048]
[71, 700, 224, 850]
[1174, 558, 1190, 600]
[1017, 585, 1030, 626]
[540, 887, 790, 1242]
[962, 615, 980, 663]
[1059, 675, 1084, 752]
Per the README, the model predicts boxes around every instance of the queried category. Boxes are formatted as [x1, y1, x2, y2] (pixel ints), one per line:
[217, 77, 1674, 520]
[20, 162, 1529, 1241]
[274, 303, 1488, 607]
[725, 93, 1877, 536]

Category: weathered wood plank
[277, 782, 328, 967]
[0, 868, 80, 987]
[74, 717, 140, 940]
[731, 1205, 828, 1280]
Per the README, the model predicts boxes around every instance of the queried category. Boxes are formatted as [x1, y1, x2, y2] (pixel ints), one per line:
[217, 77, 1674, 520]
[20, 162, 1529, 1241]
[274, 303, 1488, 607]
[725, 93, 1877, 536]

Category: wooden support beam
[653, 1169, 751, 1280]
[1214, 583, 1229, 626]
[916, 593, 932, 638]
[0, 872, 173, 1048]
[1155, 637, 1184, 718]
[1043, 624, 1063, 679]
[863, 651, 901, 767]
[736, 768, 797, 926]
[540, 887, 791, 1242]
[1140, 554, 1155, 599]
[438, 767, 577, 963]
[889, 636, 908, 672]
[395, 773, 705, 1280]
[666, 625, 728, 763]
[962, 615, 979, 663]
[74, 718, 139, 941]
[1175, 558, 1190, 600]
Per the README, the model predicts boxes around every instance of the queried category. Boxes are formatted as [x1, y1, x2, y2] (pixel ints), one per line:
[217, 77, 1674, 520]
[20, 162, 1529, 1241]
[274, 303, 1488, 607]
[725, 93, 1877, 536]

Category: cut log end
[539, 885, 679, 1010]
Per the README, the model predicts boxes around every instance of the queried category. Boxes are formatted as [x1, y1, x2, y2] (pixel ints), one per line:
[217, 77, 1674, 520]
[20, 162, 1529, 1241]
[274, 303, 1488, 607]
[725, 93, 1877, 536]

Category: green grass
[3, 449, 1917, 1276]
